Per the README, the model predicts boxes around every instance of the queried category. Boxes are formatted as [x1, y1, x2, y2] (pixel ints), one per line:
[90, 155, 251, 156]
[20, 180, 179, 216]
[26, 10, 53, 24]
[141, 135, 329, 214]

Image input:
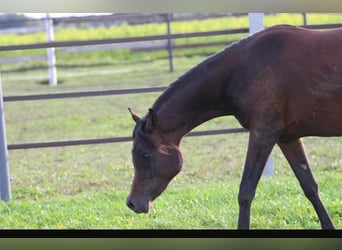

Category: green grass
[0, 13, 341, 229]
[1, 174, 341, 229]
[2, 125, 341, 229]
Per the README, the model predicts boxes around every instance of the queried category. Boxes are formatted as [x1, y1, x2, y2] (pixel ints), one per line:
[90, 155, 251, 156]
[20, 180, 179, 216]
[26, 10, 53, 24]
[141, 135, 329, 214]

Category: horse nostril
[126, 198, 136, 211]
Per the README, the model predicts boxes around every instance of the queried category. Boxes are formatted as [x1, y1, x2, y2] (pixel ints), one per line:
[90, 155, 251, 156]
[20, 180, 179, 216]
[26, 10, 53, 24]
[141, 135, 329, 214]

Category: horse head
[126, 108, 183, 213]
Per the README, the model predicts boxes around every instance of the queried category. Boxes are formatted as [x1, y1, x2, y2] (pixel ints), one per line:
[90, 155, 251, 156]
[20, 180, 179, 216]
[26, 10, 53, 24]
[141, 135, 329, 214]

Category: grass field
[0, 13, 341, 229]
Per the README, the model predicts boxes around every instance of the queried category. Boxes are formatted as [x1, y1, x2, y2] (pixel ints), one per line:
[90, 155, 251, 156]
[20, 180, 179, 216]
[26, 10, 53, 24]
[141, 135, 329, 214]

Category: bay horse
[127, 25, 342, 229]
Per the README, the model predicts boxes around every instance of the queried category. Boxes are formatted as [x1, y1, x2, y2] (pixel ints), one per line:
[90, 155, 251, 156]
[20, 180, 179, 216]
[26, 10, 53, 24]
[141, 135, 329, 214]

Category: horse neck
[152, 50, 238, 145]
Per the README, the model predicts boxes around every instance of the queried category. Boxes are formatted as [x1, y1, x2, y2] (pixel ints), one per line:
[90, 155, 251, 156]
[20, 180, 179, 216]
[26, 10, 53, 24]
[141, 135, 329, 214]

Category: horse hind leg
[278, 138, 335, 229]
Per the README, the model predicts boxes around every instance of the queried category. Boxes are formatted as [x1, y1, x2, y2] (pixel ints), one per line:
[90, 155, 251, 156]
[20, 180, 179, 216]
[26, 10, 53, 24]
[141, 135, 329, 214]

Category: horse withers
[126, 25, 342, 229]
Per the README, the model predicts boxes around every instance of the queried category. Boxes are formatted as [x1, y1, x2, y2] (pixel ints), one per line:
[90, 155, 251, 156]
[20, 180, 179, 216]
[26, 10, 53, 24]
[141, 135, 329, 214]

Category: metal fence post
[0, 73, 11, 201]
[248, 13, 274, 177]
[302, 13, 307, 26]
[44, 13, 58, 86]
[165, 13, 174, 73]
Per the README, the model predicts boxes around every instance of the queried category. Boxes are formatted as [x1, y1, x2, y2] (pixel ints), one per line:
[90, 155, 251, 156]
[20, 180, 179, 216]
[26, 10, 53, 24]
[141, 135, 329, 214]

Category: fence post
[0, 74, 11, 201]
[44, 13, 58, 86]
[165, 13, 174, 73]
[249, 13, 264, 34]
[302, 13, 307, 26]
[248, 13, 274, 177]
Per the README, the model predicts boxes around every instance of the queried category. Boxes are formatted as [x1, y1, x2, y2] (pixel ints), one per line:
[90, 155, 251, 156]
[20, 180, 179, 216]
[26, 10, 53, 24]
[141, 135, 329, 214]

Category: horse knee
[238, 185, 256, 208]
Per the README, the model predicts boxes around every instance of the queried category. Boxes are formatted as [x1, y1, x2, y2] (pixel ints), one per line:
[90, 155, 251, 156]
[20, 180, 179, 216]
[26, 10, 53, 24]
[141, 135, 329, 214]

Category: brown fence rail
[1, 24, 341, 52]
[0, 28, 249, 51]
[7, 128, 248, 150]
[3, 86, 167, 102]
[3, 86, 248, 150]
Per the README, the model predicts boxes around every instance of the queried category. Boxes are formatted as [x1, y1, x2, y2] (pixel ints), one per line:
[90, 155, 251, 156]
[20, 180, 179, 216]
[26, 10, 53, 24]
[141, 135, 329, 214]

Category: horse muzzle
[126, 196, 152, 214]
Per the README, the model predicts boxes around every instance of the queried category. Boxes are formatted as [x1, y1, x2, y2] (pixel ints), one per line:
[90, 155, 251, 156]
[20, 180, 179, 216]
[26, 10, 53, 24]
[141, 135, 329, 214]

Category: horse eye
[142, 153, 152, 159]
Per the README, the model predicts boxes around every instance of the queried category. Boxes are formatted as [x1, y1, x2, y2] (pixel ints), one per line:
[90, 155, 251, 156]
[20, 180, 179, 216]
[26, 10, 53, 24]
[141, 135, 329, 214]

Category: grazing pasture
[0, 13, 341, 229]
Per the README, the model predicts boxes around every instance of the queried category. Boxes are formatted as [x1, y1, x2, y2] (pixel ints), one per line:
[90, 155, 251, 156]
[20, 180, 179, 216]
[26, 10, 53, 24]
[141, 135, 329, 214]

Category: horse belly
[283, 53, 342, 138]
[284, 96, 342, 138]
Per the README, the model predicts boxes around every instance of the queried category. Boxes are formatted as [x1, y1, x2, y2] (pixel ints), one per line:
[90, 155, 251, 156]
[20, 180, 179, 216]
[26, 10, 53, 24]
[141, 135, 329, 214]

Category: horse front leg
[237, 129, 278, 229]
[278, 139, 335, 229]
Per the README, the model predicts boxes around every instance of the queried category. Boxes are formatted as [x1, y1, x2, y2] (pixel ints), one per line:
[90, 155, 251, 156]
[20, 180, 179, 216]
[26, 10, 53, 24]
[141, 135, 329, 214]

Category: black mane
[151, 30, 261, 111]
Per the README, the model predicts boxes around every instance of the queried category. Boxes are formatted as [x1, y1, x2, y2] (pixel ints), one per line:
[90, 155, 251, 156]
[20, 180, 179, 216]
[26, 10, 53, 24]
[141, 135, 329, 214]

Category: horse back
[232, 25, 342, 139]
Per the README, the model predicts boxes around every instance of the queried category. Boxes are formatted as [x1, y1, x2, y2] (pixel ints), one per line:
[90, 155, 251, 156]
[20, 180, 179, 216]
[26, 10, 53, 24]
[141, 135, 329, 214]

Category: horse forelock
[132, 120, 170, 154]
[132, 120, 150, 143]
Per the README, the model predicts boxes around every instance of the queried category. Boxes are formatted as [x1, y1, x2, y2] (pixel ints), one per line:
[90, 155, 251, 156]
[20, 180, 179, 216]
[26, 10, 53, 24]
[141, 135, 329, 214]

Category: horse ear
[145, 108, 158, 132]
[128, 107, 141, 124]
